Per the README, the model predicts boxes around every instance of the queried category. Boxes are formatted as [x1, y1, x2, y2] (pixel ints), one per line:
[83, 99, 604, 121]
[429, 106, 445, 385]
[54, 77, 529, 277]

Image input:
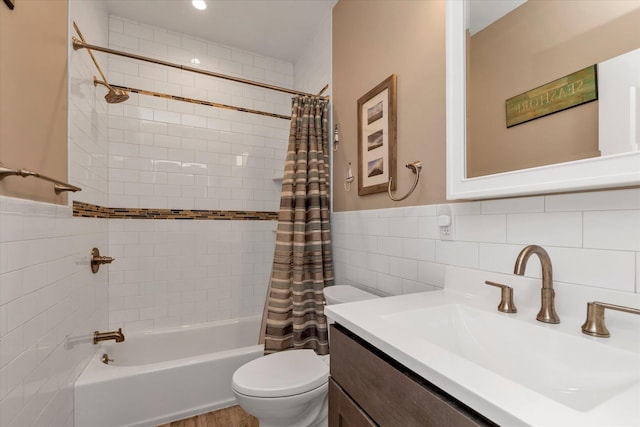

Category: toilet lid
[232, 349, 329, 398]
[324, 285, 379, 304]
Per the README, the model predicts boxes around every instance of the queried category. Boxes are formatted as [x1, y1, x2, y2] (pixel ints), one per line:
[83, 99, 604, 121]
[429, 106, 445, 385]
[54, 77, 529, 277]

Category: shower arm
[72, 22, 116, 93]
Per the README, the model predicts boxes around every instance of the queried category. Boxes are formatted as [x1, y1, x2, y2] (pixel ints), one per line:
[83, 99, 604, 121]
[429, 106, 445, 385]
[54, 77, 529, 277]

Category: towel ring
[387, 161, 422, 201]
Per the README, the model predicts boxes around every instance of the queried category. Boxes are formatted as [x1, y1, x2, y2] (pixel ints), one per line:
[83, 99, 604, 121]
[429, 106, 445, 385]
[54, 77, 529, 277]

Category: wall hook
[344, 162, 354, 191]
[387, 161, 422, 201]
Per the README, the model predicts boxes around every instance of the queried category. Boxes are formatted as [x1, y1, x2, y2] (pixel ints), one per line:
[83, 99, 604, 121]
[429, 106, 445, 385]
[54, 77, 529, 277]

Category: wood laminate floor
[156, 405, 259, 427]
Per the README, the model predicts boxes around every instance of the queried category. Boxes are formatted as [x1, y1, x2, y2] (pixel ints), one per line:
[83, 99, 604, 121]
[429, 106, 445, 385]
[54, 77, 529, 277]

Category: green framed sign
[506, 65, 597, 128]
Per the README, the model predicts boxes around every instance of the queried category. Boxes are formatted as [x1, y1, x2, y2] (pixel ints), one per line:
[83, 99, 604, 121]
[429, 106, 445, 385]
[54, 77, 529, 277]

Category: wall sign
[505, 65, 597, 128]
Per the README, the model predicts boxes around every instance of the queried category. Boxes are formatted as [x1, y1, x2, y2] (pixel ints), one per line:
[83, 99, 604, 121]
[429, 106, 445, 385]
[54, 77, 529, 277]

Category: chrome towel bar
[0, 162, 82, 194]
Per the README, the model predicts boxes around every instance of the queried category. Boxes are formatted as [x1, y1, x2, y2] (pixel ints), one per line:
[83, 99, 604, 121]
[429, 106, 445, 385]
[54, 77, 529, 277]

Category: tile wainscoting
[332, 188, 640, 297]
[0, 197, 108, 426]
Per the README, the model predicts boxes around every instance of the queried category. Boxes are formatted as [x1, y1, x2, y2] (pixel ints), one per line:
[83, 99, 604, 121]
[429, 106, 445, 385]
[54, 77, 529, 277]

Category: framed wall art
[357, 74, 397, 196]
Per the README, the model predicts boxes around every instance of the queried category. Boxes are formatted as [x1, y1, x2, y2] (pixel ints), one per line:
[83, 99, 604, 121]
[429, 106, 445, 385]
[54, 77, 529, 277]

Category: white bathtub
[74, 316, 263, 427]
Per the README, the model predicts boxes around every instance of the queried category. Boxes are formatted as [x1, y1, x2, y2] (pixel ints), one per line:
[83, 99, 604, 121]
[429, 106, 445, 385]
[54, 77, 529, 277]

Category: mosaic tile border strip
[73, 201, 278, 221]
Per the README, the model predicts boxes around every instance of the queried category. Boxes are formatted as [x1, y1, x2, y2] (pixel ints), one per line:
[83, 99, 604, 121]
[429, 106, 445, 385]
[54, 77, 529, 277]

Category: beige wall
[467, 1, 640, 178]
[0, 0, 68, 204]
[332, 0, 446, 212]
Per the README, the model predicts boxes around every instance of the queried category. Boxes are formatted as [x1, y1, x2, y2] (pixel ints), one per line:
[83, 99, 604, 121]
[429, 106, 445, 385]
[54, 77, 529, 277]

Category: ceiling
[105, 0, 337, 63]
[467, 0, 527, 36]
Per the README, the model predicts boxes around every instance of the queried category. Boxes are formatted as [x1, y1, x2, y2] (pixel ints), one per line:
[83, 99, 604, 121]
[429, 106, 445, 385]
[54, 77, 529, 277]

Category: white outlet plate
[437, 205, 453, 240]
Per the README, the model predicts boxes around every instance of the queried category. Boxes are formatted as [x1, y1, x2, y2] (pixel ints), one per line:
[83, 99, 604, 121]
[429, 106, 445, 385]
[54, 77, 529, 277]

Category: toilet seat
[232, 349, 329, 398]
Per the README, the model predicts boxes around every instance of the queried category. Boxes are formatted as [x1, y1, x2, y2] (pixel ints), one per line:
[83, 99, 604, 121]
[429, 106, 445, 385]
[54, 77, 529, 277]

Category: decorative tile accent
[73, 201, 110, 218]
[73, 200, 278, 220]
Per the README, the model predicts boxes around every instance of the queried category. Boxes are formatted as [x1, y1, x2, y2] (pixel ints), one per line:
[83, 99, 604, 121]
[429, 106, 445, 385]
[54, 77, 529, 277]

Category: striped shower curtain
[261, 96, 334, 355]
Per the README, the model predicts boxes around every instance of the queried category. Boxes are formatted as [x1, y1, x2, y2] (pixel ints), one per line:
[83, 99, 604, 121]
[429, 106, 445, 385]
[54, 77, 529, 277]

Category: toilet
[232, 285, 379, 427]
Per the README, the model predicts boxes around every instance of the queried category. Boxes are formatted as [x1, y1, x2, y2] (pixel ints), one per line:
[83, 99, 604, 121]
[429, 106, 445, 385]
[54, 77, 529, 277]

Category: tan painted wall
[467, 1, 640, 178]
[332, 0, 446, 212]
[0, 0, 68, 204]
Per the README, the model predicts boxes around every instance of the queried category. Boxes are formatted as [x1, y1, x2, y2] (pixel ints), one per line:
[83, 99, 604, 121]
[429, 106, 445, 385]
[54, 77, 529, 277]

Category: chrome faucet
[514, 245, 560, 324]
[93, 328, 125, 344]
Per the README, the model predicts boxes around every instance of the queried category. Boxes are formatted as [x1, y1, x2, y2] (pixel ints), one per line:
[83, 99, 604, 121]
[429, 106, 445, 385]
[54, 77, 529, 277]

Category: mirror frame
[446, 1, 640, 200]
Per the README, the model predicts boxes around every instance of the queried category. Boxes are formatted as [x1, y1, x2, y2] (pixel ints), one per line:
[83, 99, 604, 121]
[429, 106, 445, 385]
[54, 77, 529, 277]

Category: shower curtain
[261, 96, 334, 355]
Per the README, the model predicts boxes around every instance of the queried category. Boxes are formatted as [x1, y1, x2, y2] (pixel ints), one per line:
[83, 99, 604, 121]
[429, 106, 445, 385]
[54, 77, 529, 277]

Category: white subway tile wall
[69, 5, 110, 208]
[0, 198, 109, 427]
[107, 219, 276, 332]
[333, 188, 640, 296]
[106, 16, 292, 212]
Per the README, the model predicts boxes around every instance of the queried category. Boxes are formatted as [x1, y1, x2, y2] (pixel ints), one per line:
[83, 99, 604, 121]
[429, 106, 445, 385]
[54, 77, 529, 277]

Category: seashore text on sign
[505, 65, 597, 128]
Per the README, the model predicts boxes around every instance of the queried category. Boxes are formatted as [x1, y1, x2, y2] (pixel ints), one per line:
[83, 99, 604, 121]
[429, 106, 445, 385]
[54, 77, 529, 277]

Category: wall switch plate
[437, 205, 453, 240]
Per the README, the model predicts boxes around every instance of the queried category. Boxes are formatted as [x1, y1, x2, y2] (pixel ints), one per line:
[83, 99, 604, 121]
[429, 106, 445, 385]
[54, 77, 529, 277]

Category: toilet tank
[324, 285, 379, 305]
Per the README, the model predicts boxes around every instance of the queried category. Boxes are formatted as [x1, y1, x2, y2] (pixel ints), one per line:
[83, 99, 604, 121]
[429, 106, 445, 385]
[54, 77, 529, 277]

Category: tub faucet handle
[91, 247, 115, 273]
[484, 281, 517, 313]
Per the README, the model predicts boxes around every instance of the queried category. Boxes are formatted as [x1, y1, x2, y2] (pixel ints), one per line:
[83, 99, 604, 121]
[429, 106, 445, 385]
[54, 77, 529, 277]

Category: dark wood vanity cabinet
[329, 324, 497, 427]
[329, 379, 376, 427]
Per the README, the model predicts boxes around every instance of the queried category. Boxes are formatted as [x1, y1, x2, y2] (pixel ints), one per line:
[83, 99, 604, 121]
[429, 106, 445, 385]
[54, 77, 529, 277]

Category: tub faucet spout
[93, 328, 125, 344]
[514, 245, 560, 324]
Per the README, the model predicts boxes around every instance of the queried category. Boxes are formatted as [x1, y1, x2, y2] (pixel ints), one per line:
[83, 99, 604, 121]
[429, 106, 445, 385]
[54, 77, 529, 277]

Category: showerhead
[104, 88, 129, 104]
[93, 76, 129, 104]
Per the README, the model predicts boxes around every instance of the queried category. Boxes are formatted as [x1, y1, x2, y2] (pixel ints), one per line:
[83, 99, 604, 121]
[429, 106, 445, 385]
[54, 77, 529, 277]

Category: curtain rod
[71, 25, 328, 99]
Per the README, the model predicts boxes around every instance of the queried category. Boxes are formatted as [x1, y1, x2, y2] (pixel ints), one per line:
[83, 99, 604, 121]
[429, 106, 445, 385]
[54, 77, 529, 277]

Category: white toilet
[232, 285, 379, 427]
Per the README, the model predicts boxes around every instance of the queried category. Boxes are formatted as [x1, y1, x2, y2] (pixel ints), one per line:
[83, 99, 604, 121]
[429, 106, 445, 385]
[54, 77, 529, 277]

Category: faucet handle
[581, 301, 640, 338]
[484, 281, 517, 313]
[91, 248, 115, 273]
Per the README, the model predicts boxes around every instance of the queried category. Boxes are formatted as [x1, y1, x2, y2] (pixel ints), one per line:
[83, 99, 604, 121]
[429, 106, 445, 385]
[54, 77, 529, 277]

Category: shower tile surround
[102, 16, 301, 331]
[105, 16, 292, 212]
[0, 199, 108, 427]
[333, 188, 640, 297]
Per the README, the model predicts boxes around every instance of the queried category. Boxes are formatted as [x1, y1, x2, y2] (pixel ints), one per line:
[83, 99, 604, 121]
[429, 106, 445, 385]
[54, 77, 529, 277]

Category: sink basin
[381, 304, 640, 412]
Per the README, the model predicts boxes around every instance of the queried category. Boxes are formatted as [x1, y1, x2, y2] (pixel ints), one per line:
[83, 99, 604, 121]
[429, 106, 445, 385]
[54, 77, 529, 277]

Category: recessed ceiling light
[190, 57, 201, 65]
[192, 0, 207, 10]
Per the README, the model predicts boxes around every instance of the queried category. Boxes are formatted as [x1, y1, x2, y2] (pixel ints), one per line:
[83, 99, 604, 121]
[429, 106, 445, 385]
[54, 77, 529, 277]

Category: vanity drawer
[329, 378, 376, 427]
[330, 324, 495, 427]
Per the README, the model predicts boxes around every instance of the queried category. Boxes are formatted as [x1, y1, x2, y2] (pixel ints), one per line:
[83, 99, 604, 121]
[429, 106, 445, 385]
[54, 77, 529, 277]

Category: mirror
[446, 1, 640, 200]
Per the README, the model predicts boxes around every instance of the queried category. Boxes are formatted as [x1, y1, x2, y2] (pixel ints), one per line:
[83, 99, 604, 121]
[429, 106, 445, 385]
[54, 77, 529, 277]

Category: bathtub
[74, 316, 263, 427]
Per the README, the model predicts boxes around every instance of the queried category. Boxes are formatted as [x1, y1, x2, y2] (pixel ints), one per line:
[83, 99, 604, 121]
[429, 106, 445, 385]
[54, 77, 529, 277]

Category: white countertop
[325, 266, 640, 427]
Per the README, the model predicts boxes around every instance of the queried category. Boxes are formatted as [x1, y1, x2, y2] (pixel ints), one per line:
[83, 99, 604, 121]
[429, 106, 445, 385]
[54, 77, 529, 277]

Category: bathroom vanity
[325, 266, 640, 427]
[328, 324, 495, 426]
